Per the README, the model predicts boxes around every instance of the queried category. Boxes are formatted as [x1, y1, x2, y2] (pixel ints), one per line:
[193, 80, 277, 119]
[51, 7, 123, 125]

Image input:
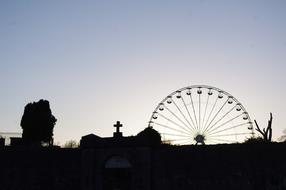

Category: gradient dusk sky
[0, 0, 286, 144]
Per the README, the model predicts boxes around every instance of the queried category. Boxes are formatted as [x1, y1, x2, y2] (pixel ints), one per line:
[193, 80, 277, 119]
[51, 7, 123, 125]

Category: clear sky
[0, 0, 286, 144]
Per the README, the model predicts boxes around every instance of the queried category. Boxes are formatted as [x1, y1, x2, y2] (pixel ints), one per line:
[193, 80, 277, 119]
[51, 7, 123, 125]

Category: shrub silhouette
[244, 136, 265, 144]
[21, 99, 57, 145]
[137, 127, 161, 145]
[278, 129, 286, 142]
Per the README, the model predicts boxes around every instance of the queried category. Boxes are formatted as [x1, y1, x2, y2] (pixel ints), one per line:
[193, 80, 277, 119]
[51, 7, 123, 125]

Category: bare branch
[254, 120, 264, 135]
[254, 113, 273, 142]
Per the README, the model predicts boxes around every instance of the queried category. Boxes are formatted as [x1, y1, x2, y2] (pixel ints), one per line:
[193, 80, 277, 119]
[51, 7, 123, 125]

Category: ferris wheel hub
[194, 134, 206, 145]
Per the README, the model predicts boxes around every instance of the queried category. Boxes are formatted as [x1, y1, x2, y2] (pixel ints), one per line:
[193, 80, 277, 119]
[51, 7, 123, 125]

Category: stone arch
[104, 155, 132, 169]
[103, 155, 132, 190]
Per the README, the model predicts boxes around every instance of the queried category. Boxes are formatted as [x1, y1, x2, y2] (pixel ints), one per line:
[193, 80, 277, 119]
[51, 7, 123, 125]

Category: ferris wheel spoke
[207, 137, 237, 143]
[155, 113, 193, 135]
[161, 133, 191, 138]
[168, 137, 192, 142]
[208, 122, 250, 136]
[203, 99, 228, 134]
[206, 113, 244, 134]
[198, 92, 201, 131]
[153, 122, 192, 136]
[206, 138, 225, 144]
[189, 93, 199, 130]
[181, 96, 197, 131]
[172, 99, 196, 132]
[209, 132, 251, 138]
[202, 96, 219, 132]
[203, 104, 236, 134]
[163, 105, 194, 133]
[178, 140, 192, 145]
[206, 139, 219, 144]
[201, 94, 210, 132]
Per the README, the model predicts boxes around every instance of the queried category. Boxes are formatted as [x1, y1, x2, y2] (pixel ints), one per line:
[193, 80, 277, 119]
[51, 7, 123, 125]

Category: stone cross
[113, 121, 123, 138]
[114, 121, 122, 133]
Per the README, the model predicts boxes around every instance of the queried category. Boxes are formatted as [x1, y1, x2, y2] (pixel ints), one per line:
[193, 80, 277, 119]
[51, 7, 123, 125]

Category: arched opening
[103, 156, 132, 190]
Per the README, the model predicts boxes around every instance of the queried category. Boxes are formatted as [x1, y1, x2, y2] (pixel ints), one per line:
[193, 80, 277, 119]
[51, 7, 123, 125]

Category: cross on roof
[114, 121, 122, 133]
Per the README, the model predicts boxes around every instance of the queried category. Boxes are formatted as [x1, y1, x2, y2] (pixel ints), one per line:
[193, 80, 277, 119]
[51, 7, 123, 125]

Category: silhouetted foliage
[254, 112, 273, 142]
[137, 127, 161, 145]
[0, 137, 4, 147]
[244, 136, 265, 144]
[21, 99, 57, 145]
[63, 140, 79, 148]
[278, 129, 286, 142]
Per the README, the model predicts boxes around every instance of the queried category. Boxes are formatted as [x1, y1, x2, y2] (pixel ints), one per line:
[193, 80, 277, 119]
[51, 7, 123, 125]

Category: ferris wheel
[148, 85, 254, 145]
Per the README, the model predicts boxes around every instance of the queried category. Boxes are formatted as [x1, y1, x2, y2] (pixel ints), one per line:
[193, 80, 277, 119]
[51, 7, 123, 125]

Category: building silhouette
[0, 121, 286, 190]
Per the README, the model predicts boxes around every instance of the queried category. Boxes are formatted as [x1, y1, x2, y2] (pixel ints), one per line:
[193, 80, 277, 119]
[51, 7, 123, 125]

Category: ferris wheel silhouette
[148, 85, 254, 145]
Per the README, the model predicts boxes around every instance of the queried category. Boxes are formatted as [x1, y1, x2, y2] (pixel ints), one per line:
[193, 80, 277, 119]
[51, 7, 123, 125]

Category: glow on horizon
[0, 1, 286, 144]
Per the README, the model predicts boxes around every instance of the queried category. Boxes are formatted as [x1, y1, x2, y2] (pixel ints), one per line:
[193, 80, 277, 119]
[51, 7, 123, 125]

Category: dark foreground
[0, 142, 286, 190]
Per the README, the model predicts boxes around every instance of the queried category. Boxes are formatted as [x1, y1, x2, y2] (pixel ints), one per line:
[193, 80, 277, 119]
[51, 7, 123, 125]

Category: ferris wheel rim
[149, 85, 252, 126]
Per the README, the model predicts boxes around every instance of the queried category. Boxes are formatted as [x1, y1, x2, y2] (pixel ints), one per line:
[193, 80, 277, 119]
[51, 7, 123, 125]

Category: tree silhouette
[254, 112, 273, 142]
[63, 140, 79, 148]
[21, 99, 57, 145]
